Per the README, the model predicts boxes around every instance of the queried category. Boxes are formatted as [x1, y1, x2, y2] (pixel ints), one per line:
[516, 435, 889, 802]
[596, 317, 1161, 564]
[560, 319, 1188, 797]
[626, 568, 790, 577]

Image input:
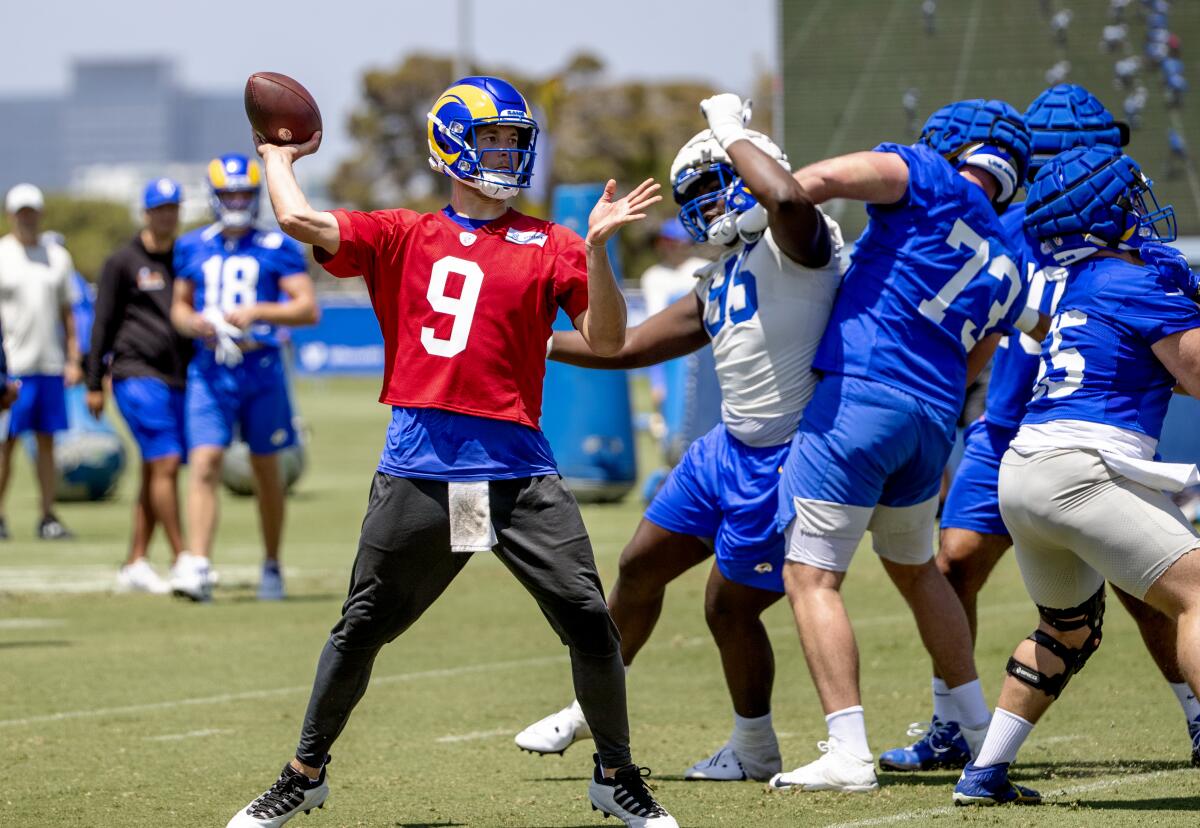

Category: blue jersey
[812, 143, 1029, 415]
[174, 224, 308, 348]
[1023, 256, 1200, 440]
[983, 202, 1069, 428]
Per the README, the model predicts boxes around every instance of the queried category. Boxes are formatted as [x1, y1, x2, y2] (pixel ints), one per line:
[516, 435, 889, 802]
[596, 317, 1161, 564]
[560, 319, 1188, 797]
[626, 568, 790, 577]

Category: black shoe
[0, 517, 8, 540]
[37, 515, 73, 540]
[227, 756, 330, 827]
[588, 753, 677, 827]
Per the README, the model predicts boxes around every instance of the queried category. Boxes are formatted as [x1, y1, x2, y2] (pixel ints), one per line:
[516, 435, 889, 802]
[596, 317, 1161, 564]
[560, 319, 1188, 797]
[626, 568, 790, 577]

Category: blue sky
[4, 1, 774, 171]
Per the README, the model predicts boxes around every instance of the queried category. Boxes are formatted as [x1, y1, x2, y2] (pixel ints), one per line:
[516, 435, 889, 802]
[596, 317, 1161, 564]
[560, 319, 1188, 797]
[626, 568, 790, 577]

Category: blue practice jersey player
[877, 83, 1200, 770]
[515, 95, 844, 783]
[955, 145, 1200, 805]
[766, 100, 1045, 794]
[169, 154, 319, 601]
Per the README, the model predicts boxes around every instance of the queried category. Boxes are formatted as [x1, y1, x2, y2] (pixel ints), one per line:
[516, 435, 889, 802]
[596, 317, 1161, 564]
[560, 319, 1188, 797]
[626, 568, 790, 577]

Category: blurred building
[0, 58, 251, 208]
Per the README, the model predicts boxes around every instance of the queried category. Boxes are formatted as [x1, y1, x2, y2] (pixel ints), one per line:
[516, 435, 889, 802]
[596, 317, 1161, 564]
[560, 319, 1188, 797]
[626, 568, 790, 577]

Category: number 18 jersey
[812, 143, 1030, 416]
[316, 207, 590, 429]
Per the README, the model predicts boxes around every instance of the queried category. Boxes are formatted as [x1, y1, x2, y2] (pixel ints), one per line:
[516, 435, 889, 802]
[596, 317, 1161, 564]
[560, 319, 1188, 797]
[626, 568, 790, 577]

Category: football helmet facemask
[207, 153, 261, 230]
[670, 129, 789, 245]
[427, 76, 538, 201]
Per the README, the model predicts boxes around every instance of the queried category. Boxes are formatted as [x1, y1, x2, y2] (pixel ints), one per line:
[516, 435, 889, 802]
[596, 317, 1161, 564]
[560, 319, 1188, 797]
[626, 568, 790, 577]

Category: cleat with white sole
[878, 717, 971, 771]
[169, 552, 213, 602]
[685, 741, 781, 782]
[227, 757, 330, 827]
[588, 754, 678, 827]
[766, 738, 878, 793]
[515, 700, 591, 755]
[116, 559, 171, 595]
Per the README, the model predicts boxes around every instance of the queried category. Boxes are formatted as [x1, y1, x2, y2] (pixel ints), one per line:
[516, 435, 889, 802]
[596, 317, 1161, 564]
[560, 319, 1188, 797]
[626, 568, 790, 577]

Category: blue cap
[143, 177, 182, 209]
[658, 217, 691, 243]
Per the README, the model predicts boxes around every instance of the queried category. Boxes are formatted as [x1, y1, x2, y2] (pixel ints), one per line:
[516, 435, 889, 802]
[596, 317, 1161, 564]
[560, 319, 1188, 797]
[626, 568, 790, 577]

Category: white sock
[948, 679, 991, 730]
[825, 705, 871, 759]
[972, 708, 1033, 768]
[732, 711, 775, 748]
[932, 677, 955, 722]
[1170, 682, 1200, 721]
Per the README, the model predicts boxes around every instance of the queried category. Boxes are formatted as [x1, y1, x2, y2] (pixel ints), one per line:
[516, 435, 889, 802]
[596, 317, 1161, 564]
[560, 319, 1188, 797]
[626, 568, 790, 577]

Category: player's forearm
[246, 299, 320, 327]
[550, 320, 705, 370]
[61, 308, 80, 366]
[261, 150, 339, 251]
[794, 152, 908, 206]
[171, 300, 205, 338]
[579, 244, 627, 356]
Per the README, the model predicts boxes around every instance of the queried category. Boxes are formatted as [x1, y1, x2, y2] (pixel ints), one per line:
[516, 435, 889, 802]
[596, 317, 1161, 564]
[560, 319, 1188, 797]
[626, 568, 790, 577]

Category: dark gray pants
[295, 472, 631, 768]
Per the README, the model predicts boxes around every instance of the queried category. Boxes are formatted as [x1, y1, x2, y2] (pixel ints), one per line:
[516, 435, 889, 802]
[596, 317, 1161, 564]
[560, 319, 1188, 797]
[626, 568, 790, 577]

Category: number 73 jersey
[812, 142, 1031, 416]
[316, 207, 591, 428]
[174, 224, 309, 347]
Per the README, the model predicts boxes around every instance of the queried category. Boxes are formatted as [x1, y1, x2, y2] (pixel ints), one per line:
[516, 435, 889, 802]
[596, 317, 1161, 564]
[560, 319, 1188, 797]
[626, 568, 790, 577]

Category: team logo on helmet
[427, 76, 539, 201]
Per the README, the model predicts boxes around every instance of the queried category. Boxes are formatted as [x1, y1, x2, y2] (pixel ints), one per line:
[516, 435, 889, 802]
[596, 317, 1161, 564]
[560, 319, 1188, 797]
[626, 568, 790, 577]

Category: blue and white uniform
[998, 255, 1200, 606]
[645, 218, 843, 592]
[778, 143, 1033, 571]
[940, 201, 1067, 535]
[175, 224, 306, 454]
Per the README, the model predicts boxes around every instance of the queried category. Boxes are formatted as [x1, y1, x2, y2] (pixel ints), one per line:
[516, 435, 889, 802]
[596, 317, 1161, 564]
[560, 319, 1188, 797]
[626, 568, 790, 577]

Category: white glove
[700, 93, 752, 150]
[202, 308, 245, 367]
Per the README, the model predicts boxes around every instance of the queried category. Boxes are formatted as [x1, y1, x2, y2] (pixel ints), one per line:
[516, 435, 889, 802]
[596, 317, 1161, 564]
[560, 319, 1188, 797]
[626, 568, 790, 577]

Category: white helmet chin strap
[474, 172, 521, 201]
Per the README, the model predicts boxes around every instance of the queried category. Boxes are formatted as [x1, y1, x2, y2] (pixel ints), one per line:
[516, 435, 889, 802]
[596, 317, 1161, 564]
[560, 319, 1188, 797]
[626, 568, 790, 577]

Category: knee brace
[1006, 586, 1105, 699]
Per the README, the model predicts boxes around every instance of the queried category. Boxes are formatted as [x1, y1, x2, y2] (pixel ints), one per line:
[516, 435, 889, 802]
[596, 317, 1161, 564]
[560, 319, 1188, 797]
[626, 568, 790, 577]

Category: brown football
[244, 72, 322, 147]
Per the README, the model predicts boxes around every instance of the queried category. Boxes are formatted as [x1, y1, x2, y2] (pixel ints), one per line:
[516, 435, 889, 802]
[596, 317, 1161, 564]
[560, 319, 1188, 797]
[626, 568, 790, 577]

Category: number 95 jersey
[813, 142, 1030, 416]
[316, 208, 590, 429]
[174, 225, 309, 348]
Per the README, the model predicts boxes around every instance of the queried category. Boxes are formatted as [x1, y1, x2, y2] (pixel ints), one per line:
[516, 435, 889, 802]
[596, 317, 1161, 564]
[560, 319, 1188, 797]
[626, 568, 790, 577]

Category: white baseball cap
[5, 183, 44, 213]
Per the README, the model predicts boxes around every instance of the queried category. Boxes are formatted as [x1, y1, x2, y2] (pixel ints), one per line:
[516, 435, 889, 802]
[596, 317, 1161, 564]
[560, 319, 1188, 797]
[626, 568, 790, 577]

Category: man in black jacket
[87, 178, 192, 594]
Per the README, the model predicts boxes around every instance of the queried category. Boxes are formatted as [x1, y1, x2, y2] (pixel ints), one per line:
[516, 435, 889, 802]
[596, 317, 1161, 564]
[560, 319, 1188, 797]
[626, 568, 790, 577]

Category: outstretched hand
[586, 179, 662, 247]
[254, 130, 322, 163]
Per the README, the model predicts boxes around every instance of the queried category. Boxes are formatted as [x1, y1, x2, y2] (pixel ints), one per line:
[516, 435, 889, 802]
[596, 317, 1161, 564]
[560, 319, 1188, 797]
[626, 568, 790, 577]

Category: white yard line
[144, 728, 232, 742]
[435, 728, 513, 744]
[0, 618, 64, 629]
[826, 767, 1195, 827]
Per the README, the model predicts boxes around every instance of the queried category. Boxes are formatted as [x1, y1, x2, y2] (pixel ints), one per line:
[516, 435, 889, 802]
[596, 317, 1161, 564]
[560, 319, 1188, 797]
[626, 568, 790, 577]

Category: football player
[883, 84, 1200, 771]
[226, 77, 677, 828]
[169, 154, 319, 601]
[768, 100, 1047, 793]
[514, 94, 844, 782]
[954, 145, 1200, 805]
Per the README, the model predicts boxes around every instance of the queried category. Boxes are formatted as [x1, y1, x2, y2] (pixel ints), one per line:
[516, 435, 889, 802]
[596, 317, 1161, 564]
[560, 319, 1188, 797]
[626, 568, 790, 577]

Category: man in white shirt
[0, 184, 80, 540]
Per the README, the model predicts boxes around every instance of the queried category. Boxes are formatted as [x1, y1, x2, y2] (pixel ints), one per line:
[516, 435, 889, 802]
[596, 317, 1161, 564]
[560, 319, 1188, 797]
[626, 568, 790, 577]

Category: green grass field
[3, 376, 1199, 826]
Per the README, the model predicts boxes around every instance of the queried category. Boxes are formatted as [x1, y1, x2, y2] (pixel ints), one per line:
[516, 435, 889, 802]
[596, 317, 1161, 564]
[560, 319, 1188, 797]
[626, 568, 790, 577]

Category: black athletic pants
[295, 472, 631, 768]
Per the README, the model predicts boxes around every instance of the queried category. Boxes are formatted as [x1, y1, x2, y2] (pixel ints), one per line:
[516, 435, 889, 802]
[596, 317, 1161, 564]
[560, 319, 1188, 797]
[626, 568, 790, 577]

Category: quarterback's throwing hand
[585, 178, 662, 247]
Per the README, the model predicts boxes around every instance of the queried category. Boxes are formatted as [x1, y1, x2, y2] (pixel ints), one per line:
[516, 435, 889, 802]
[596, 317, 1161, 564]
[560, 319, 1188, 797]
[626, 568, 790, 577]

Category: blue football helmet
[669, 129, 788, 245]
[207, 153, 261, 230]
[427, 76, 538, 200]
[1024, 84, 1130, 181]
[1024, 145, 1176, 265]
[919, 99, 1032, 211]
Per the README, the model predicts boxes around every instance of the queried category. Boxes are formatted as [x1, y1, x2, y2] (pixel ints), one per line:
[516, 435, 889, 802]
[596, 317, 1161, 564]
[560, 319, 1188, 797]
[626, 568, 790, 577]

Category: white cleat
[169, 552, 214, 603]
[766, 738, 879, 793]
[685, 741, 782, 782]
[257, 563, 286, 601]
[515, 701, 592, 755]
[588, 754, 678, 827]
[115, 559, 171, 594]
[227, 760, 329, 827]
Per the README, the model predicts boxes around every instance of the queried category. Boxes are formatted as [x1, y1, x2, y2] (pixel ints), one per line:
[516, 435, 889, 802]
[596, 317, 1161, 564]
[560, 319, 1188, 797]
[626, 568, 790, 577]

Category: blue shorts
[644, 423, 788, 593]
[187, 348, 296, 455]
[778, 375, 957, 528]
[113, 377, 186, 462]
[940, 417, 1018, 536]
[7, 375, 68, 437]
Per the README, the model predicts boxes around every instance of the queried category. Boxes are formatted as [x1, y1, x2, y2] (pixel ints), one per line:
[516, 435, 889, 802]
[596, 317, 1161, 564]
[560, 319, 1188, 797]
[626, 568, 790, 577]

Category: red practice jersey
[317, 208, 590, 428]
